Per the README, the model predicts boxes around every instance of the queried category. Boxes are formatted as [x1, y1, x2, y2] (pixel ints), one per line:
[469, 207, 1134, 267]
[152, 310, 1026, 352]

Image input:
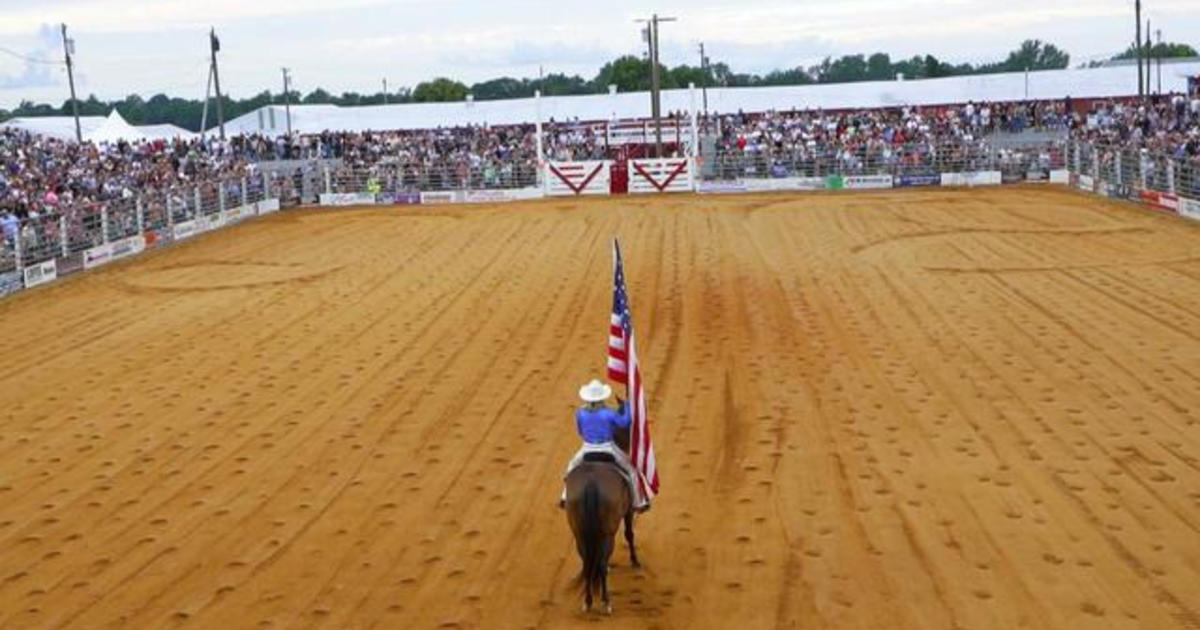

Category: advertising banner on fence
[546, 161, 612, 196]
[628, 158, 693, 194]
[196, 213, 226, 234]
[83, 243, 113, 270]
[741, 177, 826, 192]
[319, 192, 376, 206]
[895, 174, 940, 188]
[420, 191, 463, 205]
[376, 192, 421, 205]
[222, 204, 255, 224]
[1049, 169, 1070, 184]
[825, 175, 844, 189]
[845, 174, 894, 190]
[23, 259, 57, 288]
[55, 252, 83, 277]
[1139, 190, 1180, 214]
[256, 198, 282, 214]
[1180, 197, 1200, 221]
[0, 270, 24, 297]
[696, 181, 749, 194]
[109, 235, 145, 261]
[1078, 175, 1095, 192]
[463, 188, 544, 204]
[173, 219, 199, 241]
[941, 171, 1002, 187]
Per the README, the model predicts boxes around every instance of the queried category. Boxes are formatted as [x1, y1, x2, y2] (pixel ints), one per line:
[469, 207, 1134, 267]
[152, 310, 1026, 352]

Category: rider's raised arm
[609, 403, 631, 429]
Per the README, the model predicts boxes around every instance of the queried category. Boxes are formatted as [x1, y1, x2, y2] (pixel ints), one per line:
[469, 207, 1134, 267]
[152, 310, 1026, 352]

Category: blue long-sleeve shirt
[576, 405, 631, 444]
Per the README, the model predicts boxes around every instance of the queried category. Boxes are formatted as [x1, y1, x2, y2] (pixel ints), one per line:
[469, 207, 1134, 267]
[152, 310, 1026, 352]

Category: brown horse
[564, 455, 639, 613]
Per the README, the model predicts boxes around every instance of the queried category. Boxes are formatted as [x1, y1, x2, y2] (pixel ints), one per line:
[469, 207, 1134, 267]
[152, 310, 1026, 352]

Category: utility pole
[1135, 0, 1143, 98]
[210, 28, 225, 139]
[1156, 29, 1162, 95]
[281, 67, 293, 135]
[637, 14, 675, 158]
[1145, 20, 1152, 96]
[699, 42, 709, 119]
[383, 78, 388, 104]
[60, 24, 81, 142]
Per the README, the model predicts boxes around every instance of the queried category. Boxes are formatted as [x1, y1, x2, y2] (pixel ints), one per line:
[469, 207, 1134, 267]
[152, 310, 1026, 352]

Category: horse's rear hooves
[605, 604, 613, 615]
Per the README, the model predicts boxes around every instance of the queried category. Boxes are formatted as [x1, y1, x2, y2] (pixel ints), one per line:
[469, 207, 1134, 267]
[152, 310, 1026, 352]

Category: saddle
[582, 451, 617, 464]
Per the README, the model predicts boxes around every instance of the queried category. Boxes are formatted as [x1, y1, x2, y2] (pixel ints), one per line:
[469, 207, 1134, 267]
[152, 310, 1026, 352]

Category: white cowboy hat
[578, 379, 612, 403]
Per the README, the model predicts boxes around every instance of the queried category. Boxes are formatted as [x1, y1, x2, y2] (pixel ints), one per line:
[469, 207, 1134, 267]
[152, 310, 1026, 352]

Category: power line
[0, 45, 63, 66]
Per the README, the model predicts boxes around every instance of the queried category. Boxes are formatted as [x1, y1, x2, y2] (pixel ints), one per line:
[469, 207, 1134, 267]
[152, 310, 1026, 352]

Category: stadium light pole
[383, 78, 388, 104]
[281, 67, 293, 136]
[698, 42, 709, 120]
[60, 24, 81, 142]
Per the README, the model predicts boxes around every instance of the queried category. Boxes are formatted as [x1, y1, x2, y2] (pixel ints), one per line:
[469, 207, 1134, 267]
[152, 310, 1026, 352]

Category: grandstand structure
[2, 57, 1199, 297]
[219, 62, 1200, 135]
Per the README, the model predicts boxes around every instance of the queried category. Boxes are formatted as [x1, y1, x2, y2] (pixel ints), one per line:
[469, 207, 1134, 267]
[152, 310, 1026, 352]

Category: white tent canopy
[84, 109, 145, 143]
[135, 123, 196, 140]
[1, 116, 106, 140]
[218, 61, 1200, 136]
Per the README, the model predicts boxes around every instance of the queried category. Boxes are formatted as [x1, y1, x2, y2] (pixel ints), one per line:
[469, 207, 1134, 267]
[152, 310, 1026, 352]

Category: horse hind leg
[602, 536, 616, 614]
[624, 511, 640, 568]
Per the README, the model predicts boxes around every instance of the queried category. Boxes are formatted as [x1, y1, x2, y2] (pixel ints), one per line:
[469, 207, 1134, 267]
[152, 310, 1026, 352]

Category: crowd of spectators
[0, 128, 251, 221]
[3, 91, 1199, 254]
[1075, 93, 1200, 159]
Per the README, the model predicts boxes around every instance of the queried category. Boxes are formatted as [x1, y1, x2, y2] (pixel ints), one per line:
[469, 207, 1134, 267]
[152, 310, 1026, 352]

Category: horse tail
[573, 479, 604, 601]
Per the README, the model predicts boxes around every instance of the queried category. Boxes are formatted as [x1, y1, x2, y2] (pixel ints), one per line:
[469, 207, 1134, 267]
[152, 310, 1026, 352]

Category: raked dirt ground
[0, 187, 1198, 629]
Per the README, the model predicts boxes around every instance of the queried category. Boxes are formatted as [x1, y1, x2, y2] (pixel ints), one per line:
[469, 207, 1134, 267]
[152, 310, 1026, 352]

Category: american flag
[607, 239, 660, 500]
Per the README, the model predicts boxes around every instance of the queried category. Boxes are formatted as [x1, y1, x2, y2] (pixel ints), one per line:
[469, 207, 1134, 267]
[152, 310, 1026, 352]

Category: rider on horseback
[561, 379, 650, 513]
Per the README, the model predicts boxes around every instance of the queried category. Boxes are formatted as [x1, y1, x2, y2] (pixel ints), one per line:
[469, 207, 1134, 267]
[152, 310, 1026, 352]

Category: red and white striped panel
[545, 160, 612, 196]
[627, 158, 693, 194]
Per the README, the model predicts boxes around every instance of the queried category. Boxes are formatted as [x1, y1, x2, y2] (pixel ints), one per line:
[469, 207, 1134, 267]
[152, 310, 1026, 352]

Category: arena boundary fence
[1, 172, 283, 300]
[1066, 141, 1200, 223]
[308, 139, 1070, 206]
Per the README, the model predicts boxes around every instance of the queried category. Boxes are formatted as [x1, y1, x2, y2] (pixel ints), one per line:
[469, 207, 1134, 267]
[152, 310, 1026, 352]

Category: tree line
[1, 39, 1194, 132]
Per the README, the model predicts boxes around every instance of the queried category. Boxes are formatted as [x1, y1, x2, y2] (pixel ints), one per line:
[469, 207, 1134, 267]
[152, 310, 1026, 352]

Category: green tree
[539, 73, 591, 96]
[982, 39, 1070, 72]
[866, 53, 893, 80]
[1114, 41, 1198, 60]
[471, 77, 531, 100]
[412, 78, 468, 102]
[759, 67, 812, 86]
[592, 55, 650, 92]
[302, 88, 333, 104]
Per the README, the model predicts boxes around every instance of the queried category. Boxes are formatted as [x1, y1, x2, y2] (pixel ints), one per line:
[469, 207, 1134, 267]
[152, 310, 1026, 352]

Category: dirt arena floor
[1, 186, 1198, 629]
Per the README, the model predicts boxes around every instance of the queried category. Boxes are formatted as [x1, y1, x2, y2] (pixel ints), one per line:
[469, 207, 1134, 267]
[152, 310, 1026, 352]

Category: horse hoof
[581, 602, 589, 613]
[605, 604, 613, 615]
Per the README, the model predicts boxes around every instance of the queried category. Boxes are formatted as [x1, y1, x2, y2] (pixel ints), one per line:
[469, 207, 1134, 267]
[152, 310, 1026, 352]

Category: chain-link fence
[703, 139, 1065, 181]
[4, 171, 281, 295]
[1069, 141, 1200, 200]
[326, 162, 538, 195]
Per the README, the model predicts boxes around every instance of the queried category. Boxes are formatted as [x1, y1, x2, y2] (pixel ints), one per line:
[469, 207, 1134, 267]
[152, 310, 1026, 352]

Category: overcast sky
[1, 0, 1197, 109]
